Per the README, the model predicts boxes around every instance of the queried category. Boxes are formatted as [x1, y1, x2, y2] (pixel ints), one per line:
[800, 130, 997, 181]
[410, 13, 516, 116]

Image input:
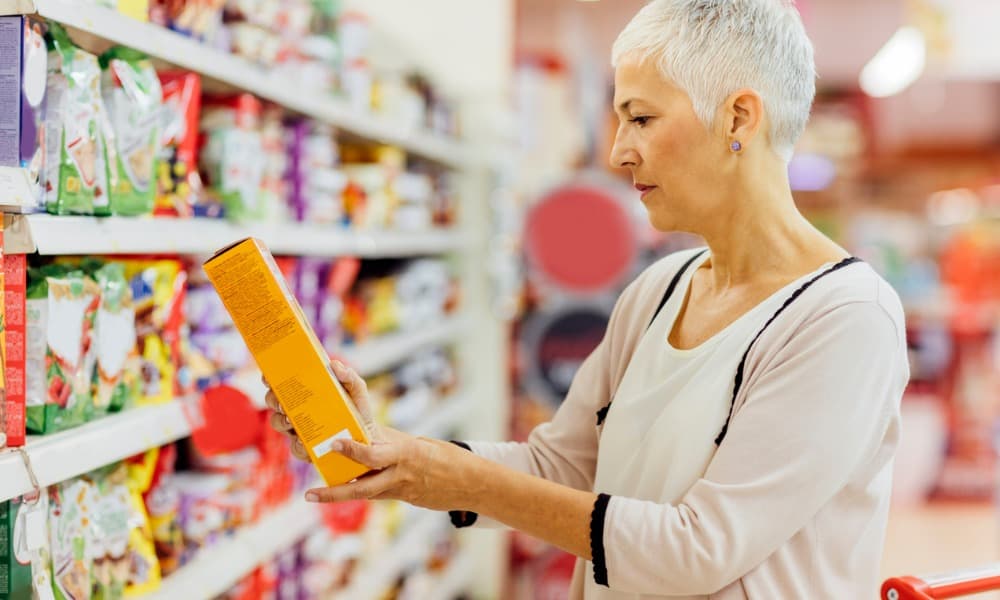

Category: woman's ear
[721, 88, 764, 145]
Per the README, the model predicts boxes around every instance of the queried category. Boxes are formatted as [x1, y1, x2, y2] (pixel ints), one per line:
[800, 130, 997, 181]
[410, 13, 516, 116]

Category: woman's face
[610, 55, 731, 233]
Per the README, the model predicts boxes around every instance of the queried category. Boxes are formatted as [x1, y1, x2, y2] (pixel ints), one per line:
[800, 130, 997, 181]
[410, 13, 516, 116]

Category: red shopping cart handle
[883, 566, 1000, 599]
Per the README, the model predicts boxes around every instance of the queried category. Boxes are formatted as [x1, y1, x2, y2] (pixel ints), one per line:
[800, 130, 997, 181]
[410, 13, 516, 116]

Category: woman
[267, 1, 909, 597]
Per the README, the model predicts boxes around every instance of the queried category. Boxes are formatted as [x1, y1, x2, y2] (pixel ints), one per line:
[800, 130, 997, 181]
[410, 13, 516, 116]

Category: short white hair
[612, 0, 816, 161]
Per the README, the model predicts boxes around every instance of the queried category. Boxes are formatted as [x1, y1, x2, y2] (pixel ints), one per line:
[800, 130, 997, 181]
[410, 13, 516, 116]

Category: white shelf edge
[343, 315, 469, 377]
[0, 0, 473, 168]
[4, 214, 469, 258]
[0, 400, 194, 503]
[338, 509, 449, 600]
[428, 547, 476, 600]
[147, 495, 320, 600]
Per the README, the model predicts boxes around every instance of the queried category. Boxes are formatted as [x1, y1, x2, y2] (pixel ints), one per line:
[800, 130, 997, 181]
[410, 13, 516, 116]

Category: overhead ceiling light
[859, 26, 927, 98]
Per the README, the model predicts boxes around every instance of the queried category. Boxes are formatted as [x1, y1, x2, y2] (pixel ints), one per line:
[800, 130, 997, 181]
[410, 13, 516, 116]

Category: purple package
[285, 120, 309, 222]
[0, 15, 46, 211]
[293, 257, 330, 328]
[274, 545, 302, 600]
[191, 328, 252, 372]
[186, 285, 232, 332]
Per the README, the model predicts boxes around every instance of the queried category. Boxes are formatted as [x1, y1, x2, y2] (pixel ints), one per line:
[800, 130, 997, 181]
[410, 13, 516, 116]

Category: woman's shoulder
[784, 259, 906, 344]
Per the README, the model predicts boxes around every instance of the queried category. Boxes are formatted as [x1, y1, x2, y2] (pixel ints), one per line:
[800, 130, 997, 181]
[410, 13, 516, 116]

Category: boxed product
[0, 16, 47, 212]
[99, 47, 163, 217]
[203, 238, 374, 486]
[156, 72, 202, 217]
[26, 266, 100, 434]
[44, 23, 108, 216]
[5, 254, 27, 447]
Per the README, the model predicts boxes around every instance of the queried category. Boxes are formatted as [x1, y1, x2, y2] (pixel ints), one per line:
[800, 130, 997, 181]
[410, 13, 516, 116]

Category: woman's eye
[630, 116, 650, 127]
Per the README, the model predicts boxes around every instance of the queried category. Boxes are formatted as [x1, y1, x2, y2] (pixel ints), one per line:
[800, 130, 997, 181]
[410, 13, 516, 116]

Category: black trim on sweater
[595, 249, 709, 427]
[591, 493, 612, 587]
[714, 256, 862, 445]
[447, 441, 479, 528]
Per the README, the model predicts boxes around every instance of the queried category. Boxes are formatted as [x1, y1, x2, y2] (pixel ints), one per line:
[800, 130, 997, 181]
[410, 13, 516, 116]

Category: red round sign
[524, 184, 637, 294]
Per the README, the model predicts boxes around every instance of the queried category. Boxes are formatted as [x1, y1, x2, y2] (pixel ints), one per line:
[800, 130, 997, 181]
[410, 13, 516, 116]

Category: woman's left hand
[304, 435, 477, 512]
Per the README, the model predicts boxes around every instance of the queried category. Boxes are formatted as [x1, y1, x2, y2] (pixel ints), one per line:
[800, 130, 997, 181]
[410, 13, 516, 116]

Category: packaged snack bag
[155, 72, 202, 217]
[199, 94, 264, 222]
[141, 444, 182, 576]
[0, 16, 48, 212]
[5, 254, 27, 447]
[92, 263, 137, 416]
[43, 23, 107, 215]
[87, 465, 130, 600]
[26, 266, 100, 434]
[48, 478, 96, 600]
[124, 260, 184, 406]
[99, 48, 163, 217]
[122, 451, 160, 597]
[2, 493, 56, 600]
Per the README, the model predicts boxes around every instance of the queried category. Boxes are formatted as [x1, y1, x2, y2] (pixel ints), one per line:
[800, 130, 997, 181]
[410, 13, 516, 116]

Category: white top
[468, 248, 910, 599]
[591, 254, 841, 599]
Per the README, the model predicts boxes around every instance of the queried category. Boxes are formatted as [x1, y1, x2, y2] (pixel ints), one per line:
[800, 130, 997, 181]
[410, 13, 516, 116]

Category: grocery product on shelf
[203, 238, 374, 487]
[26, 265, 101, 434]
[0, 15, 48, 212]
[44, 23, 108, 216]
[5, 254, 28, 447]
[1, 493, 55, 599]
[155, 72, 203, 218]
[122, 450, 162, 596]
[48, 476, 96, 600]
[199, 94, 265, 221]
[98, 47, 164, 217]
[92, 262, 138, 416]
[123, 259, 189, 407]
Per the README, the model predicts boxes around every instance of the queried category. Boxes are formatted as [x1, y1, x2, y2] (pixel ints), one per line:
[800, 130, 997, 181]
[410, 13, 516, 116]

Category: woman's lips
[635, 184, 656, 198]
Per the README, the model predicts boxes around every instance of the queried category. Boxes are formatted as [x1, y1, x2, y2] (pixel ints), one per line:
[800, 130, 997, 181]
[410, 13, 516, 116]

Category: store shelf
[428, 547, 476, 600]
[0, 400, 195, 503]
[147, 495, 320, 600]
[340, 316, 469, 376]
[338, 509, 449, 600]
[2, 213, 468, 257]
[0, 0, 473, 168]
[407, 393, 471, 439]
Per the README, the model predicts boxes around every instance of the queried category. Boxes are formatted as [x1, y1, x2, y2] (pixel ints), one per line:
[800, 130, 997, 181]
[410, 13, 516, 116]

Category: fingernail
[330, 440, 344, 452]
[283, 416, 291, 427]
[305, 492, 319, 503]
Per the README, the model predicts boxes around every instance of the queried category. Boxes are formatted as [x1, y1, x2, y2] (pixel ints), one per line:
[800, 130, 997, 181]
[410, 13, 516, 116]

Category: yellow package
[203, 238, 375, 486]
[124, 449, 161, 597]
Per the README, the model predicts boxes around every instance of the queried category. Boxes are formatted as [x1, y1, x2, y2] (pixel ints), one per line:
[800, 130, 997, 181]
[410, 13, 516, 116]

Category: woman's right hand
[264, 360, 404, 462]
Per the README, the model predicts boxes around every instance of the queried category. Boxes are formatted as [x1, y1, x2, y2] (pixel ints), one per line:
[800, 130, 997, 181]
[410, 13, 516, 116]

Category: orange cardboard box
[204, 238, 373, 486]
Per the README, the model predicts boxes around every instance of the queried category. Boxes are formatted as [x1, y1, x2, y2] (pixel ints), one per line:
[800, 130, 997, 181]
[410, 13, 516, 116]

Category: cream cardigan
[462, 248, 909, 599]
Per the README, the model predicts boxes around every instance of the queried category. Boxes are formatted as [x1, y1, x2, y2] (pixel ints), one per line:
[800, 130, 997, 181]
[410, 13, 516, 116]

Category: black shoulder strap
[597, 248, 708, 427]
[714, 256, 862, 445]
[647, 249, 708, 331]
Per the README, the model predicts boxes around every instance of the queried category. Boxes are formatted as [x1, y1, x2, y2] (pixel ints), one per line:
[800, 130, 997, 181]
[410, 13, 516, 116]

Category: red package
[3, 253, 25, 447]
[157, 72, 203, 217]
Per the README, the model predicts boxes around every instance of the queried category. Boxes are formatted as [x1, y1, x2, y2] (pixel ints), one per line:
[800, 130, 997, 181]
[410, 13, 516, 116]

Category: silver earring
[730, 141, 742, 152]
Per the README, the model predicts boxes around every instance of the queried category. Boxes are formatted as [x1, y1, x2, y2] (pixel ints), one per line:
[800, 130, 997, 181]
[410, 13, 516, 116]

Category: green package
[87, 465, 130, 600]
[0, 499, 32, 600]
[48, 479, 94, 600]
[26, 267, 99, 434]
[99, 48, 163, 217]
[92, 263, 137, 416]
[43, 22, 107, 216]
